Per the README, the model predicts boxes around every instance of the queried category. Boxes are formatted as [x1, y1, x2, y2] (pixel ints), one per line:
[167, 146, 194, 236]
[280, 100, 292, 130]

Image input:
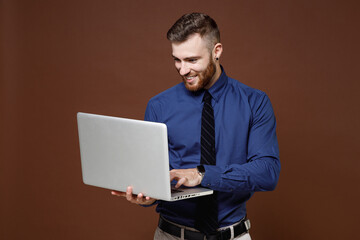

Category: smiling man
[112, 13, 280, 240]
[172, 33, 221, 92]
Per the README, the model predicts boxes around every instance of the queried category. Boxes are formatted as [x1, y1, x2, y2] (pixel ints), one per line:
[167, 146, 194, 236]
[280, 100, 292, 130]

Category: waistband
[158, 215, 251, 240]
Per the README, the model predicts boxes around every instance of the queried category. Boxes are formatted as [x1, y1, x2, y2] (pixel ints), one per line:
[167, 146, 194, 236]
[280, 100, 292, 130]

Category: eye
[188, 59, 197, 63]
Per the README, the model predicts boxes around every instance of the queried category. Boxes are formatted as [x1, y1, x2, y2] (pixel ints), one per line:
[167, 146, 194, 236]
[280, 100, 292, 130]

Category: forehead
[171, 34, 210, 59]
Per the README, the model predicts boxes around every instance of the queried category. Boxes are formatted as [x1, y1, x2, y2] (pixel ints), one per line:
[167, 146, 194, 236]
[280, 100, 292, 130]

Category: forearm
[201, 157, 280, 193]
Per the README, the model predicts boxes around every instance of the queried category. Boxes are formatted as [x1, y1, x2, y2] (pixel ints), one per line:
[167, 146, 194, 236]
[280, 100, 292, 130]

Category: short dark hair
[167, 13, 220, 49]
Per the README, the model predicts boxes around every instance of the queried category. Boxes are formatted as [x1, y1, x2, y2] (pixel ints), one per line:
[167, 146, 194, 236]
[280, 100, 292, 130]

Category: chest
[164, 98, 251, 162]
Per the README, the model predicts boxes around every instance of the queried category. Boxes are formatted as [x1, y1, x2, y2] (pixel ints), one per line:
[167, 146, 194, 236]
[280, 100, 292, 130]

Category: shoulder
[146, 83, 187, 120]
[148, 83, 184, 106]
[226, 76, 274, 125]
[227, 77, 269, 107]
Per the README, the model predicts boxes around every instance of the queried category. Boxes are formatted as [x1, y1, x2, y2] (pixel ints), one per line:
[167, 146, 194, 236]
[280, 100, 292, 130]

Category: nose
[178, 62, 190, 76]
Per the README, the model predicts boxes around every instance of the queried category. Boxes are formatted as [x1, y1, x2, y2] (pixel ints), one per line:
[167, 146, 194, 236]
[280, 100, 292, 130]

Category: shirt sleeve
[144, 100, 159, 122]
[201, 93, 281, 193]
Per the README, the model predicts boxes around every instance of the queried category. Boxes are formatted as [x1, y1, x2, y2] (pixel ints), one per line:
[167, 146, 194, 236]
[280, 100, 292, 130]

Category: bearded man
[112, 13, 280, 240]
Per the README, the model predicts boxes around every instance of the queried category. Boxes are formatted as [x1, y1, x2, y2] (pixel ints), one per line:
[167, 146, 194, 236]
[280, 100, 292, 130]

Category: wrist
[196, 165, 205, 184]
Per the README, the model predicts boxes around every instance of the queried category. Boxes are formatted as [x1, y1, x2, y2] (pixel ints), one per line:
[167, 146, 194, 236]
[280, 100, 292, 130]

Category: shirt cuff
[200, 165, 222, 190]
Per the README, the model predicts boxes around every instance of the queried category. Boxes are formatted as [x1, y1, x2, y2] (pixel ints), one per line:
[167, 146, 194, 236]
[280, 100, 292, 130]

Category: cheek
[192, 62, 208, 73]
[174, 62, 181, 71]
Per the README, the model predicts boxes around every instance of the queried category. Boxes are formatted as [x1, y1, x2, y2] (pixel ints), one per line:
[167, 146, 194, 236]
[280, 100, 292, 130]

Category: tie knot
[203, 90, 212, 103]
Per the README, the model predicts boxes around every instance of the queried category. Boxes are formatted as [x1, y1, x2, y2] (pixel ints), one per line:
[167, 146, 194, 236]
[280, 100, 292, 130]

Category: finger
[136, 193, 147, 204]
[169, 170, 177, 181]
[126, 186, 133, 201]
[135, 192, 154, 204]
[175, 177, 187, 188]
[137, 193, 144, 201]
[111, 191, 125, 197]
[142, 197, 155, 205]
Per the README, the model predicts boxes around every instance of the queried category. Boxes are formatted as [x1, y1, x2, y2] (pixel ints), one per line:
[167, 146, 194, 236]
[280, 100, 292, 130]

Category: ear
[213, 43, 223, 60]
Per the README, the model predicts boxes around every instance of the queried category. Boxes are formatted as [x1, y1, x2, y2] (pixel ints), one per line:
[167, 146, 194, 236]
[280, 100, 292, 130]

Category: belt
[158, 216, 251, 240]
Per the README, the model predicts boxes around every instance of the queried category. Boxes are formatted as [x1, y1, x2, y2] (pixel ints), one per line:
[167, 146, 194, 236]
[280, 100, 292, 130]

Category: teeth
[186, 76, 195, 80]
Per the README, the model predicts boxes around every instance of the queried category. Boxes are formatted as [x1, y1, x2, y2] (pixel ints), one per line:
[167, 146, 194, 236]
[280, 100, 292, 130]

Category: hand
[170, 168, 202, 188]
[111, 186, 157, 205]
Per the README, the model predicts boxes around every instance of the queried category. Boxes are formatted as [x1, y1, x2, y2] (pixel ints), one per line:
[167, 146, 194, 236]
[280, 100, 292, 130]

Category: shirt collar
[207, 65, 228, 103]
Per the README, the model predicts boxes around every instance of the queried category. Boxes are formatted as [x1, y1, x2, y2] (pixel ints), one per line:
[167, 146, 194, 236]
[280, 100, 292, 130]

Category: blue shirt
[144, 67, 280, 228]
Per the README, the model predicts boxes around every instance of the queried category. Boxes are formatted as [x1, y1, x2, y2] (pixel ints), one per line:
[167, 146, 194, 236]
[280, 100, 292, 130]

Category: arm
[171, 94, 280, 193]
[202, 93, 280, 192]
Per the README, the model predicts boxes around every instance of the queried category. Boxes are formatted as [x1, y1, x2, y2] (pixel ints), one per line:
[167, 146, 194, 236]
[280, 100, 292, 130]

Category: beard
[182, 58, 217, 92]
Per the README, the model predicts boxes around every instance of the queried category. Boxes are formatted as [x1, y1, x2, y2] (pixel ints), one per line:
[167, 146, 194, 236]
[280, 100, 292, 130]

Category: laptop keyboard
[171, 188, 184, 193]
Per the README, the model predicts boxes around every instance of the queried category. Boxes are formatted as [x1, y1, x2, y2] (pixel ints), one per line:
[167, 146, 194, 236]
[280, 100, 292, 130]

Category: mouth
[184, 75, 197, 84]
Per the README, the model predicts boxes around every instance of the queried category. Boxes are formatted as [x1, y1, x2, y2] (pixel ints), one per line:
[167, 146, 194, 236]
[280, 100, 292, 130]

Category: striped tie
[201, 90, 216, 165]
[195, 90, 218, 235]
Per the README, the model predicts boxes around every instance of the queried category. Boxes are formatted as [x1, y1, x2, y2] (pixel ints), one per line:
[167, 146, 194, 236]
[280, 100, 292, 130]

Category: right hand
[111, 186, 157, 205]
[170, 168, 202, 188]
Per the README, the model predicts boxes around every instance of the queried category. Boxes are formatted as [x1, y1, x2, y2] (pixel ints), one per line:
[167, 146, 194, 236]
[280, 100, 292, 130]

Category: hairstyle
[167, 13, 220, 50]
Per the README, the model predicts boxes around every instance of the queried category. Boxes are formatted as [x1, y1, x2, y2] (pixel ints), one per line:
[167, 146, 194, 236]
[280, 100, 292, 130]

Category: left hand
[111, 186, 157, 205]
[170, 168, 202, 188]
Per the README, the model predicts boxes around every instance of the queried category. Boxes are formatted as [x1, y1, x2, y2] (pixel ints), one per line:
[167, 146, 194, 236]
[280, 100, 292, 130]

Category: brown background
[1, 0, 359, 239]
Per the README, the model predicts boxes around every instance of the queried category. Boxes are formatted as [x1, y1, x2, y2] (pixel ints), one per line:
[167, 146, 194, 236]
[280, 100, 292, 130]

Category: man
[112, 13, 280, 240]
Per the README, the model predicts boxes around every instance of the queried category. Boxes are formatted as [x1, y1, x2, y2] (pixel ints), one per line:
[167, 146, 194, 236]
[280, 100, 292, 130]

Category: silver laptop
[77, 112, 213, 201]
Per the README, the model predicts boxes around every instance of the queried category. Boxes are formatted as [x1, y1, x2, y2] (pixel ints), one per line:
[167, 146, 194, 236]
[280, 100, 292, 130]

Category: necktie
[201, 90, 216, 165]
[195, 90, 218, 235]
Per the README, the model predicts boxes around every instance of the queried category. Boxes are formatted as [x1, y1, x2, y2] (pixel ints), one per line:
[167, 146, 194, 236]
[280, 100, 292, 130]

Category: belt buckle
[244, 219, 251, 231]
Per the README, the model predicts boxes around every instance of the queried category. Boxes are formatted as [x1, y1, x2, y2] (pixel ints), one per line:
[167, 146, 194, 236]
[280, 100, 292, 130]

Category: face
[171, 34, 217, 92]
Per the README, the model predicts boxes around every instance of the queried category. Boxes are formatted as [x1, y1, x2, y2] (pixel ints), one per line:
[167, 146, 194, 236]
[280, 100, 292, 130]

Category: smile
[185, 75, 197, 80]
[184, 76, 197, 84]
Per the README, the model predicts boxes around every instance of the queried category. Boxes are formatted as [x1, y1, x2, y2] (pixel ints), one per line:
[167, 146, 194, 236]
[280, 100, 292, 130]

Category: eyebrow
[172, 55, 201, 60]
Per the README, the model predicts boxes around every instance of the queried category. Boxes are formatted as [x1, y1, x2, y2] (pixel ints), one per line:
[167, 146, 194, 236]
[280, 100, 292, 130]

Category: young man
[112, 13, 280, 240]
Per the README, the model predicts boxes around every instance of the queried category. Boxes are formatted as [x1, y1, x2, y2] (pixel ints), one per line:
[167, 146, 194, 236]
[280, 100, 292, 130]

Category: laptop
[77, 112, 213, 201]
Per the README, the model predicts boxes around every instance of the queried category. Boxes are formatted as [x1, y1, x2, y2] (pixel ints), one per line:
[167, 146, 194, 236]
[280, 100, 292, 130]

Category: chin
[184, 81, 203, 92]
